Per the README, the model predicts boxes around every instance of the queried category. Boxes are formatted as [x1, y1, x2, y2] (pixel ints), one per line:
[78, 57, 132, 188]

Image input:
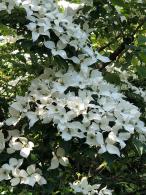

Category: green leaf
[138, 51, 146, 63]
[137, 66, 146, 78]
[104, 73, 121, 85]
[132, 139, 146, 156]
[111, 0, 125, 7]
[138, 35, 146, 45]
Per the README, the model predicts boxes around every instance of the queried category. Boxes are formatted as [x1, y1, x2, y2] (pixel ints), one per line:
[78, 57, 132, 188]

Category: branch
[98, 17, 146, 71]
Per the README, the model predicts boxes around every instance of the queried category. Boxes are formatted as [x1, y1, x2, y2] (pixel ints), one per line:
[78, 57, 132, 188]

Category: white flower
[9, 163, 47, 187]
[48, 147, 69, 170]
[7, 137, 34, 158]
[20, 164, 47, 186]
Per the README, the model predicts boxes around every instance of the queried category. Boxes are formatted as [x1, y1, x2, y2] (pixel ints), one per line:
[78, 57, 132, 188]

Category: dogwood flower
[7, 137, 34, 158]
[15, 164, 47, 187]
[48, 147, 69, 170]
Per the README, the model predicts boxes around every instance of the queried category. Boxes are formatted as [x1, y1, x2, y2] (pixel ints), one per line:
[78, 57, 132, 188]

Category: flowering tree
[0, 0, 146, 194]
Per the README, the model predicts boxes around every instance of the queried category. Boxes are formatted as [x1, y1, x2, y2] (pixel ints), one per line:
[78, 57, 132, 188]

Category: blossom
[48, 147, 69, 170]
[19, 164, 47, 187]
[7, 137, 34, 158]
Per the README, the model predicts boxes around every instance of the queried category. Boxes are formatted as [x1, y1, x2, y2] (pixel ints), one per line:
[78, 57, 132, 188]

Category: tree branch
[98, 17, 146, 71]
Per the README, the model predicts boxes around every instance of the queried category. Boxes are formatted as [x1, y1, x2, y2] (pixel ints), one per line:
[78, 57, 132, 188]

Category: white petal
[96, 52, 110, 63]
[12, 142, 23, 151]
[44, 41, 55, 49]
[61, 131, 72, 141]
[57, 40, 67, 50]
[52, 49, 68, 59]
[32, 31, 39, 42]
[98, 145, 106, 154]
[26, 22, 36, 31]
[70, 56, 80, 64]
[48, 155, 59, 170]
[37, 176, 47, 185]
[19, 170, 28, 178]
[25, 111, 38, 128]
[28, 141, 34, 149]
[22, 176, 36, 187]
[106, 144, 120, 156]
[20, 148, 31, 158]
[123, 124, 134, 133]
[10, 178, 20, 186]
[119, 132, 131, 140]
[96, 132, 104, 145]
[59, 157, 69, 167]
[9, 158, 18, 166]
[7, 148, 15, 154]
[27, 165, 36, 175]
[5, 117, 20, 126]
[10, 102, 23, 112]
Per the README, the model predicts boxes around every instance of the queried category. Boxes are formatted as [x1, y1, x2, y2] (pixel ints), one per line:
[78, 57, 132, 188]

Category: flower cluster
[0, 158, 46, 187]
[5, 66, 146, 156]
[0, 0, 110, 74]
[70, 177, 112, 195]
[0, 129, 47, 187]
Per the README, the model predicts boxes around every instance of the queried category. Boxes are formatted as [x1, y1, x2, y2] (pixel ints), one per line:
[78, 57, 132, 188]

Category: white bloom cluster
[0, 0, 110, 74]
[70, 177, 112, 195]
[5, 66, 146, 156]
[0, 158, 46, 187]
[0, 129, 46, 187]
